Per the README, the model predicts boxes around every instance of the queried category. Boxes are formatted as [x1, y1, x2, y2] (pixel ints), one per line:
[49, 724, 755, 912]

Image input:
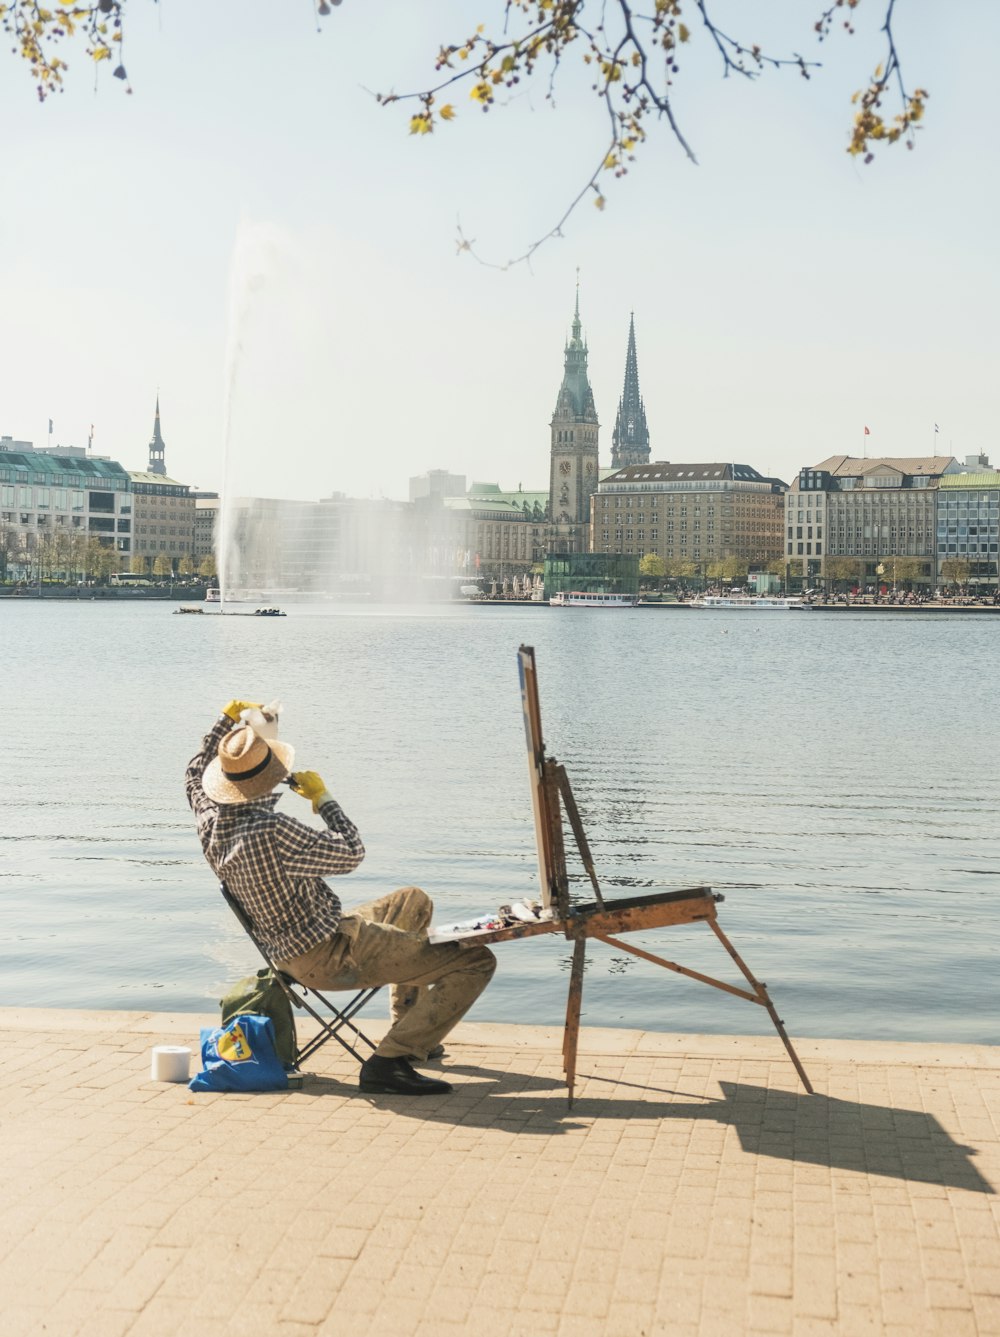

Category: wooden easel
[471, 646, 814, 1107]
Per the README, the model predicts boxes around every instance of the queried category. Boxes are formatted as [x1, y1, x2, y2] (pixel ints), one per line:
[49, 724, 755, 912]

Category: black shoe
[359, 1055, 452, 1096]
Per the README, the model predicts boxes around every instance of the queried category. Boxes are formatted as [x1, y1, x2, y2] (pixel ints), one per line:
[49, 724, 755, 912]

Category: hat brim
[203, 738, 295, 805]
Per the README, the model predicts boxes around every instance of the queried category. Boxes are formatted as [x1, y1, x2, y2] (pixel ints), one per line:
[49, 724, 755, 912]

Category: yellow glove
[289, 771, 333, 812]
[221, 699, 263, 723]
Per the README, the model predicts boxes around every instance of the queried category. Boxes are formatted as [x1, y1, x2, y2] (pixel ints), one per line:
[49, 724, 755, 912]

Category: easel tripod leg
[563, 937, 586, 1108]
[708, 920, 814, 1095]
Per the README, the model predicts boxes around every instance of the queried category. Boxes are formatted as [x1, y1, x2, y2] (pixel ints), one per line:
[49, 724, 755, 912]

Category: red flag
[864, 426, 871, 435]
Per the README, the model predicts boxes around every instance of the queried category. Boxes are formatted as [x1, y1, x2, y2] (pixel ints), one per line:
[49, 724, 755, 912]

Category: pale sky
[1, 1, 996, 502]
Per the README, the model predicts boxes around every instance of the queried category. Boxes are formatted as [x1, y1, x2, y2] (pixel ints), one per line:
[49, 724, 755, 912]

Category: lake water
[2, 599, 998, 1045]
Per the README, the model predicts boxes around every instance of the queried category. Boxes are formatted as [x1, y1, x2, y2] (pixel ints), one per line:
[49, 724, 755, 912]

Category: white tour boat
[549, 591, 638, 608]
[690, 594, 805, 610]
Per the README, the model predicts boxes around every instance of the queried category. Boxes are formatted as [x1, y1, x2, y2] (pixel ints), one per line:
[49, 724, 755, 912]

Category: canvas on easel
[517, 645, 555, 909]
[518, 644, 602, 919]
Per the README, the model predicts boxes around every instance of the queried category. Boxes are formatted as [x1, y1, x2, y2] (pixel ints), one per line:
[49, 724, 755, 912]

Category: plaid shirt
[186, 716, 365, 961]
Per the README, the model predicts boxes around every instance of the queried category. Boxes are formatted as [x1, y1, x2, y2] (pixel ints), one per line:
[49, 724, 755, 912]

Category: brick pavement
[1, 1009, 998, 1336]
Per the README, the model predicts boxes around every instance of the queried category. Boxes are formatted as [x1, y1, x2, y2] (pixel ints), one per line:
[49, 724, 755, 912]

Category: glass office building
[936, 474, 1000, 588]
[544, 552, 639, 596]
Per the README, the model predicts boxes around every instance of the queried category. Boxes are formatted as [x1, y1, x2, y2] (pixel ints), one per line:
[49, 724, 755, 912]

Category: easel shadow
[303, 1064, 993, 1194]
[711, 1080, 993, 1194]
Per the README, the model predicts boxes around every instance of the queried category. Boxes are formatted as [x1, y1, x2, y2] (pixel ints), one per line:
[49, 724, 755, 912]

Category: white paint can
[150, 1045, 192, 1083]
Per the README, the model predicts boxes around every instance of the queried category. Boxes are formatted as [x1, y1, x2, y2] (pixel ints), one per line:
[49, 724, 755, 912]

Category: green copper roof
[938, 473, 1000, 489]
[0, 450, 128, 481]
[128, 471, 188, 486]
[553, 286, 598, 423]
[444, 496, 541, 517]
[467, 482, 548, 510]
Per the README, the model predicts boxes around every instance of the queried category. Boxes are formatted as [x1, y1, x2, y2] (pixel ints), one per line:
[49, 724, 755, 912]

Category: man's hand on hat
[222, 699, 263, 723]
[289, 770, 334, 812]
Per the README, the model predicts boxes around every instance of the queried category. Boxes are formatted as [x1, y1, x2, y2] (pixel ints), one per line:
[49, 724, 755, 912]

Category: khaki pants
[276, 887, 496, 1060]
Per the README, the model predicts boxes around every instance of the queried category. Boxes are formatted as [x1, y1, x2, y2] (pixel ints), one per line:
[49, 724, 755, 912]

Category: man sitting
[186, 699, 497, 1096]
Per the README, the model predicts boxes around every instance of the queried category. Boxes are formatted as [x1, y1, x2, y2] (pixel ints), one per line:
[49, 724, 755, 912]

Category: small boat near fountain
[173, 602, 286, 618]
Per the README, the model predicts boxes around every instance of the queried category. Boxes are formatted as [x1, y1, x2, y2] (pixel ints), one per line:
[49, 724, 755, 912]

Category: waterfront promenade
[3, 1009, 998, 1335]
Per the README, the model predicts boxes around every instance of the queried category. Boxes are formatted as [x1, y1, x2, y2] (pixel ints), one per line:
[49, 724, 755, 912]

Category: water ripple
[2, 600, 998, 1041]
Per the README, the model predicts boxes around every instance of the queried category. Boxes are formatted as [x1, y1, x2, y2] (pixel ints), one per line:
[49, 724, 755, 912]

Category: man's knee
[463, 945, 497, 980]
[395, 886, 433, 922]
[379, 887, 430, 930]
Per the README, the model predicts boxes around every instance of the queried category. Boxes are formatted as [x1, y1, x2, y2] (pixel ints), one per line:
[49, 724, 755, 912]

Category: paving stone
[2, 1009, 998, 1335]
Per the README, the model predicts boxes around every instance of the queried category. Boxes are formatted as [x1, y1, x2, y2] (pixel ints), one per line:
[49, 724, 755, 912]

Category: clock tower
[548, 283, 600, 553]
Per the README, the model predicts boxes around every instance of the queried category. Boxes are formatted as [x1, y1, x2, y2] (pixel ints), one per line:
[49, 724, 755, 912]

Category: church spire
[611, 313, 650, 469]
[148, 394, 166, 476]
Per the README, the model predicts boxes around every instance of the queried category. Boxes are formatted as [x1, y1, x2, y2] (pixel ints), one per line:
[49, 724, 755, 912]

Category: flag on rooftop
[864, 426, 870, 435]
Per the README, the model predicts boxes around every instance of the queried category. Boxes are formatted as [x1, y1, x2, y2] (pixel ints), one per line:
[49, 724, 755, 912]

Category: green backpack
[220, 968, 297, 1069]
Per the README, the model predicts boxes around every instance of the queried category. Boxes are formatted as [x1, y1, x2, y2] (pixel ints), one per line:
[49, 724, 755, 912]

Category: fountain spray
[217, 219, 280, 611]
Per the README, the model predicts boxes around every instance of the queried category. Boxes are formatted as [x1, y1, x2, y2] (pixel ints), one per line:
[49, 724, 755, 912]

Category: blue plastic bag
[189, 1013, 288, 1093]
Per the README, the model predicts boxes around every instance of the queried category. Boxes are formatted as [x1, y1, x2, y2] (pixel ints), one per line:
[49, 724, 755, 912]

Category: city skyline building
[591, 462, 786, 577]
[936, 470, 1000, 588]
[6, 299, 996, 590]
[127, 470, 196, 569]
[0, 436, 132, 574]
[791, 455, 960, 590]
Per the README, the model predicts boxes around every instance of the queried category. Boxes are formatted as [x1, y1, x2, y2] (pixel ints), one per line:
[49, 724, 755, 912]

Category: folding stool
[220, 882, 381, 1067]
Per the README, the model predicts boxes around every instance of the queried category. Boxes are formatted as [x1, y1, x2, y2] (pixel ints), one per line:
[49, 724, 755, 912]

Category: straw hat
[203, 724, 295, 805]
